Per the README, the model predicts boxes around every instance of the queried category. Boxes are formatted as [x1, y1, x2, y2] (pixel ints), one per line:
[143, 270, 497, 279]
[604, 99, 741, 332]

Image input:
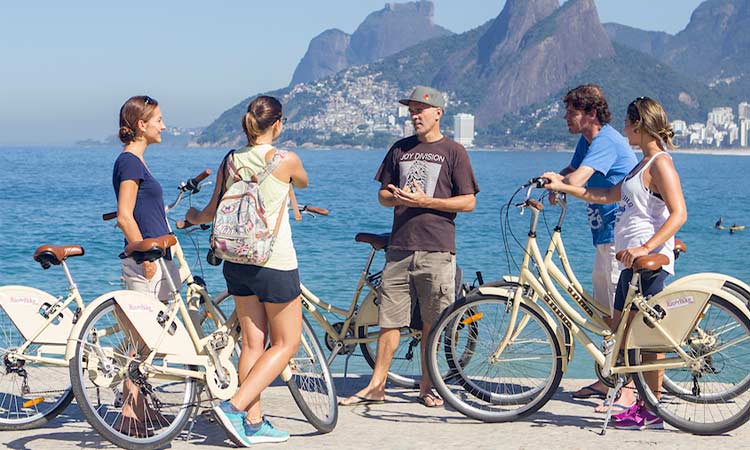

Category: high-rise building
[403, 120, 414, 137]
[741, 119, 749, 147]
[708, 107, 734, 127]
[454, 113, 475, 147]
[739, 102, 750, 121]
[671, 120, 687, 134]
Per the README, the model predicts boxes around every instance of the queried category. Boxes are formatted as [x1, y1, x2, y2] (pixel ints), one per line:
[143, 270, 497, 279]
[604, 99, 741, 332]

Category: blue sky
[0, 0, 704, 145]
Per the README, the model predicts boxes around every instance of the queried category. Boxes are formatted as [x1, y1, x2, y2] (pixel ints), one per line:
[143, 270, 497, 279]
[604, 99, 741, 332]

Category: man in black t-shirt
[340, 86, 479, 408]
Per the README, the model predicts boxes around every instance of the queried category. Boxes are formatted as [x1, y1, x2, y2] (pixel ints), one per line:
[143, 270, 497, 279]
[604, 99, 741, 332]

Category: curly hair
[562, 84, 611, 125]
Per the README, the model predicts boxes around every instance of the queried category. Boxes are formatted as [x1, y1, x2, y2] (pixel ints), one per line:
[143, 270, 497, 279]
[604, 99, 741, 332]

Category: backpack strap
[253, 148, 287, 184]
[217, 149, 237, 201]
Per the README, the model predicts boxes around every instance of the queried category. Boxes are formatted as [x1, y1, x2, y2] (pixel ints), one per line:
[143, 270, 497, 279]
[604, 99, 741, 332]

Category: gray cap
[399, 85, 446, 109]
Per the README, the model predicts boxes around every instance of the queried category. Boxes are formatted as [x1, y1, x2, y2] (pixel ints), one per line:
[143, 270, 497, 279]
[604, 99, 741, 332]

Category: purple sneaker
[612, 403, 641, 422]
[614, 405, 664, 430]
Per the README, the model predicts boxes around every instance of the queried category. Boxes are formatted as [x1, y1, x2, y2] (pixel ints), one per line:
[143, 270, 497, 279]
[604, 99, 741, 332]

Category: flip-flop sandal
[338, 395, 385, 407]
[417, 393, 444, 408]
[595, 401, 635, 414]
[571, 384, 607, 399]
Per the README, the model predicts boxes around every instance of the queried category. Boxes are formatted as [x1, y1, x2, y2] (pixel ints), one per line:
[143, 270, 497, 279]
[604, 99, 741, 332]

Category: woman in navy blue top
[111, 95, 180, 436]
[112, 95, 179, 300]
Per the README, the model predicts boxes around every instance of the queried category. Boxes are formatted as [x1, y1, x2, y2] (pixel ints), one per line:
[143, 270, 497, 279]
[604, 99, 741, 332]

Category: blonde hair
[241, 96, 283, 145]
[627, 97, 676, 150]
[118, 95, 159, 144]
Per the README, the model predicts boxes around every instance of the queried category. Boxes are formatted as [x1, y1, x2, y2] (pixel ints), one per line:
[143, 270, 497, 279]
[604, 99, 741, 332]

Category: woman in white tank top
[543, 97, 687, 430]
[186, 96, 309, 444]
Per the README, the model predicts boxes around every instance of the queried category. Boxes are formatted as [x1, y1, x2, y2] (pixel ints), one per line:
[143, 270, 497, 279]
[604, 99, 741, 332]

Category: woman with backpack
[185, 95, 308, 446]
[112, 95, 181, 436]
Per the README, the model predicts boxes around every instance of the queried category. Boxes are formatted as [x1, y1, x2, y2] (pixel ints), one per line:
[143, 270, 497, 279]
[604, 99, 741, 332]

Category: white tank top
[614, 152, 675, 274]
[226, 144, 297, 270]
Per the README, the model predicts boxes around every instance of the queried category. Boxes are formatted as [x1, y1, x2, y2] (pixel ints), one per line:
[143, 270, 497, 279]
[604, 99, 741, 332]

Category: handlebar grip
[193, 169, 211, 184]
[102, 211, 117, 221]
[304, 205, 329, 216]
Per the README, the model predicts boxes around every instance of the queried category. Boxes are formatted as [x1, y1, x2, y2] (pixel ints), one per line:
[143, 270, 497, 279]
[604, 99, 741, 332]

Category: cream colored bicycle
[0, 244, 87, 429]
[426, 178, 750, 435]
[66, 171, 336, 450]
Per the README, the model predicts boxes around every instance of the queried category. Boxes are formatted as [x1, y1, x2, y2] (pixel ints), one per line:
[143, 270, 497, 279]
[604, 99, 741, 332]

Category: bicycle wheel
[633, 295, 750, 435]
[426, 294, 563, 422]
[359, 325, 422, 388]
[663, 283, 750, 398]
[69, 299, 197, 450]
[286, 316, 338, 433]
[0, 300, 72, 430]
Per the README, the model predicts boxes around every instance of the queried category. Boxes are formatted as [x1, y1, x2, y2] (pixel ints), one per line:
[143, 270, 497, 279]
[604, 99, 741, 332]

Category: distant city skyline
[1, 0, 704, 145]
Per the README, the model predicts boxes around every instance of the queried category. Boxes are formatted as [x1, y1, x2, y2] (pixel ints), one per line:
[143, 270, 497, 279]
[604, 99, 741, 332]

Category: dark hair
[119, 95, 159, 144]
[627, 97, 676, 150]
[242, 96, 283, 145]
[562, 84, 611, 125]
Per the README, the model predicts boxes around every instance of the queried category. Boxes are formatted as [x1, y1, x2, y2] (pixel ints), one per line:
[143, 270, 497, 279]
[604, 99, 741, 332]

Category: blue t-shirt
[112, 152, 171, 257]
[570, 124, 638, 246]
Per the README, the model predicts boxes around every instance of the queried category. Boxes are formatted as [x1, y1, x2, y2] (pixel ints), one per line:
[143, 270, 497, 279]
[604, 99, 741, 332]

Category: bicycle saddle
[124, 234, 177, 263]
[355, 233, 390, 250]
[33, 244, 85, 269]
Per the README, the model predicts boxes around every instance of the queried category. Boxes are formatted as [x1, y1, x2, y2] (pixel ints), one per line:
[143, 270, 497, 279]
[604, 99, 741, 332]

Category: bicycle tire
[285, 315, 338, 433]
[214, 291, 338, 433]
[0, 292, 73, 430]
[633, 295, 750, 435]
[426, 294, 563, 422]
[69, 299, 197, 450]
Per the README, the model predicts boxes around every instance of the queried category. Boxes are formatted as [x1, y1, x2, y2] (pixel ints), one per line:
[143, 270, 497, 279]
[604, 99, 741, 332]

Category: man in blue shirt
[548, 84, 637, 405]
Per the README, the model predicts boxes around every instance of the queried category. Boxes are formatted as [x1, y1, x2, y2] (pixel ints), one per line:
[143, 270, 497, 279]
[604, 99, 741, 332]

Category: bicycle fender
[0, 285, 74, 345]
[670, 273, 750, 304]
[626, 285, 749, 350]
[65, 290, 199, 361]
[477, 286, 569, 371]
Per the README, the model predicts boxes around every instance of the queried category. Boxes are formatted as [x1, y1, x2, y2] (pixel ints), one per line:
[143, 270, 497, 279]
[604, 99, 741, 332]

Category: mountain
[290, 29, 351, 86]
[197, 0, 750, 149]
[289, 1, 452, 86]
[605, 0, 750, 87]
[603, 23, 672, 57]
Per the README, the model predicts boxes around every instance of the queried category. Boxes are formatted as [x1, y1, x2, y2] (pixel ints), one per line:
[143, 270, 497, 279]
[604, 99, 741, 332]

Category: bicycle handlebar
[180, 169, 211, 194]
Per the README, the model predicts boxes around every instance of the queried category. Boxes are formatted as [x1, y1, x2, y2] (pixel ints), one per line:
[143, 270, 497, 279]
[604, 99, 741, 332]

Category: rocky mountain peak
[477, 0, 558, 66]
[290, 29, 351, 86]
[289, 1, 452, 86]
[346, 1, 452, 65]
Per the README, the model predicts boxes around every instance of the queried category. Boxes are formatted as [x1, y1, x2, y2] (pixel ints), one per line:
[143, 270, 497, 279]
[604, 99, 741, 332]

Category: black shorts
[614, 268, 669, 311]
[223, 261, 301, 304]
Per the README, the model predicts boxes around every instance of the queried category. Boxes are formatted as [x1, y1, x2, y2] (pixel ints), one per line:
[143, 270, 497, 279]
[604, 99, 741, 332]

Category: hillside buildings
[672, 103, 750, 148]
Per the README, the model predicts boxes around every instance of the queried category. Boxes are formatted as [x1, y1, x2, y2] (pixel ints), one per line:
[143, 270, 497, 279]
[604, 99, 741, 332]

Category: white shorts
[592, 243, 619, 316]
[121, 257, 181, 302]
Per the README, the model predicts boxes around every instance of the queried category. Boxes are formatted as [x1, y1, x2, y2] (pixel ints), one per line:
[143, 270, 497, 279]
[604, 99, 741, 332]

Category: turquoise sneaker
[213, 400, 252, 447]
[243, 417, 290, 444]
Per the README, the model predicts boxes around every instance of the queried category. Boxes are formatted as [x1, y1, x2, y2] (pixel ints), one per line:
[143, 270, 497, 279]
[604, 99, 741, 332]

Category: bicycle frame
[299, 244, 391, 364]
[490, 188, 750, 380]
[0, 260, 86, 367]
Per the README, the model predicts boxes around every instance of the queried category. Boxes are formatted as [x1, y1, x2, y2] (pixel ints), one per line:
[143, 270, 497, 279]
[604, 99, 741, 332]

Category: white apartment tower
[739, 102, 750, 121]
[454, 113, 475, 147]
[708, 107, 734, 127]
[741, 119, 749, 147]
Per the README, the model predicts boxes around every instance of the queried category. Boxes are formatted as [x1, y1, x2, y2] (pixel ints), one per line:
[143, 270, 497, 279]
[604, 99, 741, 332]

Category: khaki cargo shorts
[378, 249, 456, 329]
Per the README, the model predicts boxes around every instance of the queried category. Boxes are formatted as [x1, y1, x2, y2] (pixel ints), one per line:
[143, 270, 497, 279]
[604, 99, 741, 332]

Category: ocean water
[1, 146, 748, 378]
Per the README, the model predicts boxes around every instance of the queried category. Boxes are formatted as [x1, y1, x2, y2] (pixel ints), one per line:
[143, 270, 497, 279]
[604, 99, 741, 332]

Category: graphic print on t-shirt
[399, 157, 442, 197]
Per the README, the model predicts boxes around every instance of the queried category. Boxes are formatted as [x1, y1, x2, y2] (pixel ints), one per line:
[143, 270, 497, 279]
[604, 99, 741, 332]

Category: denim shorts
[223, 261, 301, 304]
[614, 268, 669, 311]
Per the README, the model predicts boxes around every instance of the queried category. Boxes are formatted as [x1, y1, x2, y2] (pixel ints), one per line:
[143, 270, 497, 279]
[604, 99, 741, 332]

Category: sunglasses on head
[143, 95, 155, 105]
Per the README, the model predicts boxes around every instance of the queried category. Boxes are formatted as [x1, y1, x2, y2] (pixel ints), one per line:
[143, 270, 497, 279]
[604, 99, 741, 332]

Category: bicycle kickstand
[185, 385, 207, 442]
[600, 378, 625, 436]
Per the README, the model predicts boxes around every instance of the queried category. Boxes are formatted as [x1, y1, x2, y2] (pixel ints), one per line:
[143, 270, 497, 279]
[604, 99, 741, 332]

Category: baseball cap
[399, 86, 446, 109]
